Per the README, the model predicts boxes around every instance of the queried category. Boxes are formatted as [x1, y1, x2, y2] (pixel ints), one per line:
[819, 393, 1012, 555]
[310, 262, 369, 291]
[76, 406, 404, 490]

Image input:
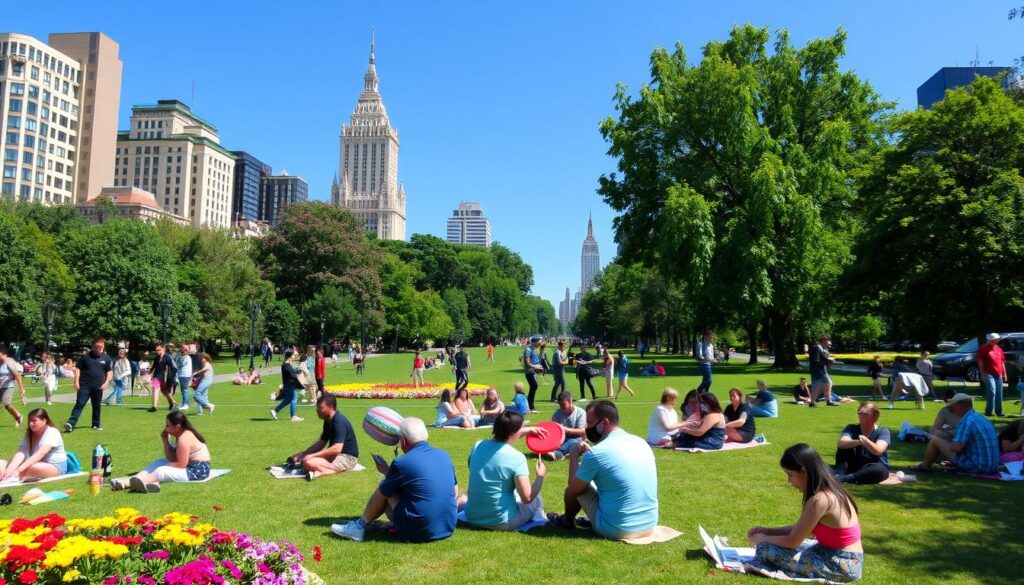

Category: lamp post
[43, 301, 61, 354]
[319, 317, 326, 352]
[249, 302, 261, 371]
[160, 298, 172, 346]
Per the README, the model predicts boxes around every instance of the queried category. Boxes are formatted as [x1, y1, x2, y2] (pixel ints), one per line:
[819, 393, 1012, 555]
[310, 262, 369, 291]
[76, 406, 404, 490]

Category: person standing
[454, 346, 471, 392]
[696, 330, 717, 394]
[575, 344, 597, 401]
[149, 344, 177, 412]
[39, 353, 58, 405]
[522, 337, 543, 412]
[174, 344, 193, 411]
[0, 347, 27, 427]
[917, 350, 935, 397]
[233, 343, 243, 369]
[487, 342, 495, 363]
[977, 333, 1006, 417]
[550, 340, 568, 402]
[808, 335, 838, 406]
[866, 356, 884, 400]
[410, 350, 425, 388]
[104, 348, 131, 406]
[65, 338, 112, 432]
[314, 346, 326, 400]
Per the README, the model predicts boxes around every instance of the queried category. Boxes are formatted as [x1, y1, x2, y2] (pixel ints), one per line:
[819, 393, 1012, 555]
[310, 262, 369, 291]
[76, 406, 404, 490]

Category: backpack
[65, 451, 82, 474]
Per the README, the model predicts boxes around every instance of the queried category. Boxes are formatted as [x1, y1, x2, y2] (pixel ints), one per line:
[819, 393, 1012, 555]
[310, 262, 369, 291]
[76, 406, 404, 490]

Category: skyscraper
[261, 172, 308, 226]
[230, 150, 271, 223]
[446, 202, 491, 246]
[581, 213, 601, 293]
[917, 66, 1011, 109]
[559, 288, 572, 326]
[332, 34, 406, 240]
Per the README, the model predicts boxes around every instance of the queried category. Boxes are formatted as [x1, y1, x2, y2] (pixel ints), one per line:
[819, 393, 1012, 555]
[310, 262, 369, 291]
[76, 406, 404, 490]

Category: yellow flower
[113, 508, 141, 523]
[66, 516, 119, 531]
[156, 512, 192, 526]
[63, 569, 82, 582]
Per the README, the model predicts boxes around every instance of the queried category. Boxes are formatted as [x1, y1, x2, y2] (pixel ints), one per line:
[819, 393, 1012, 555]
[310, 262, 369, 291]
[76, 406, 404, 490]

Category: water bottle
[90, 444, 105, 496]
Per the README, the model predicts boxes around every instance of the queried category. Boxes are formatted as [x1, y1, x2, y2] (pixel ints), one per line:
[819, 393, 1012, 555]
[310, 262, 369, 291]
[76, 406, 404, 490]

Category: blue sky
[9, 1, 1022, 309]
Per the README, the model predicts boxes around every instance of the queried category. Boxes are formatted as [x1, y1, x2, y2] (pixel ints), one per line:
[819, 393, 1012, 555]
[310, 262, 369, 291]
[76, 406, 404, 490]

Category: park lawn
[2, 346, 1021, 585]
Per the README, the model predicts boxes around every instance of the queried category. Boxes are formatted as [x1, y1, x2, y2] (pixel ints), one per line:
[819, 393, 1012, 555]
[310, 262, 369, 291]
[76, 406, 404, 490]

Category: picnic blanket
[456, 507, 548, 533]
[675, 441, 770, 454]
[190, 468, 231, 483]
[700, 526, 839, 583]
[269, 465, 365, 479]
[0, 472, 87, 489]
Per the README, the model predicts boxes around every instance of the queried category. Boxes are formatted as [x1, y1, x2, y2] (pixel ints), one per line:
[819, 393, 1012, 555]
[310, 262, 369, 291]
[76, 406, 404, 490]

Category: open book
[700, 525, 817, 573]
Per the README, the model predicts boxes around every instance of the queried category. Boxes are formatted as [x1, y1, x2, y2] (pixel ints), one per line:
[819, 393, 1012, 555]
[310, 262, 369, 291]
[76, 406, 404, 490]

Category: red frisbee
[525, 421, 565, 455]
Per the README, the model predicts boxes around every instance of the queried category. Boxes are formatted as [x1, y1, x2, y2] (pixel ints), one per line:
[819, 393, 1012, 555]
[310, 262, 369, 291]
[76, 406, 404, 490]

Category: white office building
[446, 201, 491, 247]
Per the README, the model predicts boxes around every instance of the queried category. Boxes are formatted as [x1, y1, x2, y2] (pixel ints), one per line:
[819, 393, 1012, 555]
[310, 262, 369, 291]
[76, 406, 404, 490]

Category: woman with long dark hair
[271, 349, 303, 421]
[112, 411, 211, 493]
[0, 408, 66, 481]
[672, 392, 726, 450]
[745, 443, 863, 582]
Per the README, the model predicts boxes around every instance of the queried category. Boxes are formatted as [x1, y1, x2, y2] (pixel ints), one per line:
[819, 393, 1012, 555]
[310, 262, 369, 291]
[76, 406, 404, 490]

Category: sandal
[545, 512, 575, 530]
[908, 463, 932, 473]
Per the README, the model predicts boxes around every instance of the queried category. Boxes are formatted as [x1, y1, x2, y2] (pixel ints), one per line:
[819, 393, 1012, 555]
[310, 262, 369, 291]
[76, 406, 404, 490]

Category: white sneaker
[291, 416, 304, 422]
[177, 404, 190, 411]
[270, 409, 278, 420]
[207, 404, 215, 415]
[331, 521, 365, 542]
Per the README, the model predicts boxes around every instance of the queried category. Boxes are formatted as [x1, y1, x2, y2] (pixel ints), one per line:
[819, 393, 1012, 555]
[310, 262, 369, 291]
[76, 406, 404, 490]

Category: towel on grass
[456, 507, 548, 533]
[190, 468, 231, 483]
[269, 465, 364, 479]
[619, 525, 683, 545]
[675, 441, 770, 454]
[0, 472, 87, 488]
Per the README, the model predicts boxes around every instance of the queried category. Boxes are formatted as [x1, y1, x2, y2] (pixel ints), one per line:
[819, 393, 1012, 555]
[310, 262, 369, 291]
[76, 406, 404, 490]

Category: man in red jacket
[315, 346, 327, 400]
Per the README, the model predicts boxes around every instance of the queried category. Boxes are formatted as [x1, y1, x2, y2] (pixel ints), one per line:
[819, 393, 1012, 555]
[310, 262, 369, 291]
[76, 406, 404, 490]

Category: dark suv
[932, 333, 1024, 385]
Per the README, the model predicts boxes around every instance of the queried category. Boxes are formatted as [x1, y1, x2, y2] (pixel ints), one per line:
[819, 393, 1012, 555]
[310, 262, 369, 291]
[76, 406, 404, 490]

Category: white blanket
[0, 472, 87, 488]
[896, 372, 930, 397]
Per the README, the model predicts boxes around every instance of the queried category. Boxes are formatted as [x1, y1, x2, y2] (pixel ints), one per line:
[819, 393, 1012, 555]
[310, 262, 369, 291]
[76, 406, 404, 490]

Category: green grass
[3, 347, 1021, 584]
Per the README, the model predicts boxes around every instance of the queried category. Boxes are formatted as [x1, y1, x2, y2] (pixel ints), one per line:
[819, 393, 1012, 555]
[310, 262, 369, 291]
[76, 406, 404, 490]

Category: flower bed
[0, 509, 323, 584]
[325, 382, 494, 399]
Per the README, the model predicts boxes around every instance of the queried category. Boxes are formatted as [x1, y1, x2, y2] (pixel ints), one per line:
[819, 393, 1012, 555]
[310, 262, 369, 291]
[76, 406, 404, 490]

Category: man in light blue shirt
[548, 400, 658, 539]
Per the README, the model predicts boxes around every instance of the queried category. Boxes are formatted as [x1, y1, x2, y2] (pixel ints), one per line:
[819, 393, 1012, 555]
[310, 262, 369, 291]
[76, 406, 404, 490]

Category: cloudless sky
[8, 1, 1022, 309]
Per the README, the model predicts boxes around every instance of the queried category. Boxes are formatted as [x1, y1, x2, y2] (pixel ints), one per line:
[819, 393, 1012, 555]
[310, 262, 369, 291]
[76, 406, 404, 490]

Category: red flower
[3, 546, 46, 570]
[134, 516, 149, 525]
[104, 536, 143, 546]
[212, 505, 223, 511]
[17, 570, 37, 584]
[313, 546, 322, 562]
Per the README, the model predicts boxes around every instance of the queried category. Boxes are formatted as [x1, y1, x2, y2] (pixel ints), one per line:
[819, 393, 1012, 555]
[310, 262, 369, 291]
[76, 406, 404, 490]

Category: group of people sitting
[433, 384, 532, 429]
[646, 385, 774, 450]
[232, 367, 263, 385]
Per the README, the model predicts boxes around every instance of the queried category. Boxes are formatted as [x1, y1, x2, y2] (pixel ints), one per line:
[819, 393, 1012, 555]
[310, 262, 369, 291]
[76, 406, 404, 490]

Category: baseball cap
[986, 333, 1001, 341]
[949, 393, 973, 405]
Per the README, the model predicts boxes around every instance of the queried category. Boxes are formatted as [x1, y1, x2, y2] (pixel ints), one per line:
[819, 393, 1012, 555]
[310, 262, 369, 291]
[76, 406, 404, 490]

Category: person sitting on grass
[998, 419, 1024, 460]
[910, 393, 999, 474]
[434, 389, 474, 428]
[288, 395, 360, 480]
[462, 410, 548, 530]
[233, 367, 261, 385]
[478, 388, 504, 426]
[0, 408, 67, 482]
[646, 388, 689, 447]
[331, 417, 457, 543]
[794, 378, 813, 405]
[547, 400, 658, 540]
[508, 383, 530, 415]
[834, 403, 890, 484]
[745, 443, 863, 583]
[746, 379, 778, 418]
[546, 392, 586, 460]
[681, 389, 702, 421]
[724, 388, 759, 443]
[112, 412, 211, 493]
[673, 392, 726, 451]
[928, 390, 962, 441]
[453, 388, 480, 426]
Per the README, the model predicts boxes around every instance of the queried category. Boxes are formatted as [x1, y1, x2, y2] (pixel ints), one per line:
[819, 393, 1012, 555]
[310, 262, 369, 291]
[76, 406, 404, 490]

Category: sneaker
[270, 409, 278, 420]
[808, 401, 817, 408]
[168, 402, 176, 411]
[291, 416, 304, 422]
[307, 470, 318, 481]
[46, 401, 52, 405]
[887, 403, 894, 410]
[207, 404, 215, 415]
[147, 407, 157, 413]
[551, 450, 565, 461]
[177, 404, 190, 411]
[331, 521, 365, 542]
[63, 422, 73, 433]
[753, 433, 766, 444]
[92, 426, 103, 431]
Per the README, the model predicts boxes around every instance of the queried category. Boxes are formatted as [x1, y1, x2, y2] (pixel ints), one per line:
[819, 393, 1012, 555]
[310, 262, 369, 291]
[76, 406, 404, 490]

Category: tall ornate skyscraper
[331, 35, 406, 240]
[581, 213, 601, 293]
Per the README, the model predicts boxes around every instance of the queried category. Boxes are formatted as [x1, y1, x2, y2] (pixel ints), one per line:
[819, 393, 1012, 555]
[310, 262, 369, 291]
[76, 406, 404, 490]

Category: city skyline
[5, 1, 1022, 310]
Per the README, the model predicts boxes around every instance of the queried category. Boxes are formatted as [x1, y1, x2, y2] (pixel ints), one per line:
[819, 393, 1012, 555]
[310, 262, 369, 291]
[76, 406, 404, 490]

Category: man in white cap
[976, 333, 1006, 417]
[910, 393, 998, 474]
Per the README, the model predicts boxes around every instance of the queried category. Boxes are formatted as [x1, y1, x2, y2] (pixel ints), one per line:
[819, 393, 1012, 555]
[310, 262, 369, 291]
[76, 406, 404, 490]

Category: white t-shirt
[19, 426, 67, 467]
[647, 404, 679, 445]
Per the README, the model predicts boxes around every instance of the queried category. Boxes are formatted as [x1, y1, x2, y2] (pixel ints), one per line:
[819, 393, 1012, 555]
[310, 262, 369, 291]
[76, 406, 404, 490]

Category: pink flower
[143, 550, 169, 560]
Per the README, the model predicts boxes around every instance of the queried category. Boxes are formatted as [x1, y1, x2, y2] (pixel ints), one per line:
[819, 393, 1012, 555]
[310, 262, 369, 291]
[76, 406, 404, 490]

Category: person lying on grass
[111, 411, 211, 493]
[289, 394, 360, 481]
[745, 443, 864, 583]
[834, 403, 890, 485]
[547, 400, 658, 540]
[672, 392, 726, 451]
[909, 393, 998, 475]
[0, 408, 67, 482]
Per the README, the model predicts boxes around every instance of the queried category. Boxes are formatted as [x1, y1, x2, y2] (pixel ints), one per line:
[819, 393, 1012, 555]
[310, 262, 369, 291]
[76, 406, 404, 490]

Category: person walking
[103, 348, 131, 406]
[522, 337, 544, 413]
[614, 350, 635, 398]
[39, 352, 57, 405]
[487, 342, 495, 363]
[696, 330, 717, 393]
[315, 346, 326, 401]
[65, 338, 112, 432]
[454, 346, 471, 392]
[550, 340, 568, 402]
[272, 349, 304, 422]
[149, 344, 177, 413]
[602, 348, 615, 397]
[575, 344, 597, 401]
[192, 352, 216, 415]
[809, 335, 838, 407]
[977, 333, 1006, 417]
[0, 347, 27, 427]
[174, 344, 193, 411]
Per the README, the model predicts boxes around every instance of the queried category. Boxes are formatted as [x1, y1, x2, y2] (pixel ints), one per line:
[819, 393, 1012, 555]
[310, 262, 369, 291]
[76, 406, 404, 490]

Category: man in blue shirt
[332, 417, 457, 542]
[696, 330, 717, 393]
[912, 393, 999, 474]
[547, 400, 659, 539]
[523, 336, 543, 412]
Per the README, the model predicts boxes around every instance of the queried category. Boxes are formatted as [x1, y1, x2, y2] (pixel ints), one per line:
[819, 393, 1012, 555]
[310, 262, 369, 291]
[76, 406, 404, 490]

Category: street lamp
[249, 302, 261, 371]
[43, 301, 61, 354]
[319, 317, 326, 352]
[161, 298, 172, 346]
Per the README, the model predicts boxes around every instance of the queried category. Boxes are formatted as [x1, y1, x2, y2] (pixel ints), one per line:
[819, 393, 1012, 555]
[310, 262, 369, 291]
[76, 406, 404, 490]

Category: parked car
[931, 333, 1024, 385]
[936, 340, 960, 352]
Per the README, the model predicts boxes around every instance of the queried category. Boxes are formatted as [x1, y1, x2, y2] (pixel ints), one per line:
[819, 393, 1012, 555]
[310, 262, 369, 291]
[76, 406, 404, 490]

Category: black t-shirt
[867, 362, 883, 379]
[724, 403, 756, 437]
[281, 362, 301, 389]
[454, 351, 469, 370]
[998, 423, 1024, 448]
[151, 353, 177, 383]
[233, 346, 243, 358]
[77, 351, 112, 389]
[840, 424, 891, 467]
[321, 411, 359, 457]
[190, 352, 201, 372]
[576, 350, 593, 378]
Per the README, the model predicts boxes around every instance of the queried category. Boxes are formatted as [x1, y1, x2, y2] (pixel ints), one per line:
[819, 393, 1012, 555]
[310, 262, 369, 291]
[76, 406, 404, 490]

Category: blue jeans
[748, 401, 778, 418]
[274, 393, 297, 417]
[193, 379, 213, 414]
[104, 378, 126, 404]
[178, 376, 192, 406]
[982, 374, 1004, 416]
[556, 437, 582, 457]
[696, 362, 713, 393]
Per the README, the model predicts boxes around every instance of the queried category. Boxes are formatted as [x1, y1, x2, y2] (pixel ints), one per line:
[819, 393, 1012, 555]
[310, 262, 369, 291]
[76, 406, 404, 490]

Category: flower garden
[324, 382, 494, 399]
[0, 509, 322, 585]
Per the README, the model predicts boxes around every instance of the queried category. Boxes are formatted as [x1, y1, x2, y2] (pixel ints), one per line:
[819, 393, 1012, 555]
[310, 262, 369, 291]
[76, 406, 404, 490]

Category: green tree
[599, 25, 889, 366]
[490, 243, 534, 296]
[853, 76, 1024, 341]
[301, 285, 359, 345]
[263, 299, 300, 349]
[0, 213, 45, 340]
[442, 288, 473, 342]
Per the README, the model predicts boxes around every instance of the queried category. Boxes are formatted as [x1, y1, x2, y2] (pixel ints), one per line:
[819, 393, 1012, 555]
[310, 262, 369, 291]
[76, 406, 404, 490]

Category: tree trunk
[746, 321, 758, 365]
[769, 309, 801, 369]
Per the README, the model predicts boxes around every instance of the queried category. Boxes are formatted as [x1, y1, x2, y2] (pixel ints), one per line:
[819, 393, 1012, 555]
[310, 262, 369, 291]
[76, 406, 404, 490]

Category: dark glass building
[230, 151, 271, 223]
[260, 173, 308, 226]
[917, 66, 1010, 109]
